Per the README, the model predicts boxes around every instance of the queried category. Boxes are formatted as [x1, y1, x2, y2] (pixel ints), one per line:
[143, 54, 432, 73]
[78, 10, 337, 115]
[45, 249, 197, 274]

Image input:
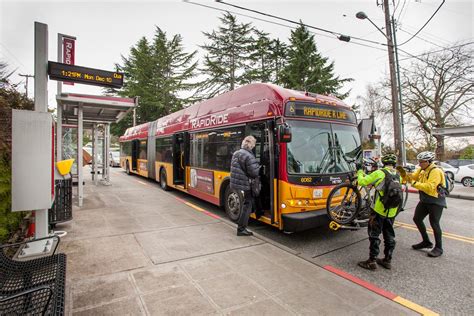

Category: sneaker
[427, 247, 443, 257]
[237, 229, 253, 236]
[358, 259, 377, 270]
[412, 241, 433, 250]
[376, 258, 392, 269]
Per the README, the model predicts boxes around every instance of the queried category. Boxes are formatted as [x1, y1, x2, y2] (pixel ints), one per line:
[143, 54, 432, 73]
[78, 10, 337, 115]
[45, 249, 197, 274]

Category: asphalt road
[116, 168, 473, 315]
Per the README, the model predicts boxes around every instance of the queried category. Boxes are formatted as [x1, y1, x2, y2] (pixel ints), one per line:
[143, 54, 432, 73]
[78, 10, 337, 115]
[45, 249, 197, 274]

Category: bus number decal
[301, 177, 312, 183]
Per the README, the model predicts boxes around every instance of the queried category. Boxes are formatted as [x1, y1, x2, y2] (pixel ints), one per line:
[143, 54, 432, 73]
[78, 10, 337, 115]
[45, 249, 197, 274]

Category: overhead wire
[397, 0, 445, 46]
[184, 0, 388, 53]
[213, 0, 388, 47]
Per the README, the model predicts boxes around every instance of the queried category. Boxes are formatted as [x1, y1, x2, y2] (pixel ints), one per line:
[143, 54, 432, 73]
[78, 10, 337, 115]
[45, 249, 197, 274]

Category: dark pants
[237, 190, 253, 231]
[413, 202, 444, 250]
[368, 211, 396, 260]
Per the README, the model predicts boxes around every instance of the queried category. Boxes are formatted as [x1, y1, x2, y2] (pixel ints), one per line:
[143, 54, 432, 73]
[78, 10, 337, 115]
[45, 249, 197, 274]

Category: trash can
[49, 177, 73, 226]
[48, 159, 74, 227]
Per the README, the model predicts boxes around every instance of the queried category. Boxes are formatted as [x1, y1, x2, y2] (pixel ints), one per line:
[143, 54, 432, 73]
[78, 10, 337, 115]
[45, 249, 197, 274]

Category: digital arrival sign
[48, 62, 124, 88]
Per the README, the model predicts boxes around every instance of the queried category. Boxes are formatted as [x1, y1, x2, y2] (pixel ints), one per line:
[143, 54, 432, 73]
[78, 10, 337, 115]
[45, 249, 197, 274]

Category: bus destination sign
[48, 62, 124, 88]
[285, 102, 356, 124]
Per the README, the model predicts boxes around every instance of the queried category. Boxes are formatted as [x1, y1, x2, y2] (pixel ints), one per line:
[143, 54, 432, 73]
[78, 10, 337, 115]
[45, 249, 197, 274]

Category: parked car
[434, 161, 457, 179]
[403, 163, 416, 172]
[109, 151, 120, 167]
[454, 164, 474, 187]
[445, 159, 474, 168]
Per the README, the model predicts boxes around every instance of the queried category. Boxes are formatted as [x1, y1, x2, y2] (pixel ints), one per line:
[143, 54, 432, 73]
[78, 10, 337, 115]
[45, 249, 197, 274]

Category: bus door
[172, 132, 189, 186]
[131, 139, 139, 171]
[246, 121, 274, 221]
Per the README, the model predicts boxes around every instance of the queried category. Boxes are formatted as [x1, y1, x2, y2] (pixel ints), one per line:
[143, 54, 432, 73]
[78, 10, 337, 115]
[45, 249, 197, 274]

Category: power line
[184, 0, 388, 53]
[398, 0, 445, 46]
[398, 42, 474, 62]
[214, 0, 388, 47]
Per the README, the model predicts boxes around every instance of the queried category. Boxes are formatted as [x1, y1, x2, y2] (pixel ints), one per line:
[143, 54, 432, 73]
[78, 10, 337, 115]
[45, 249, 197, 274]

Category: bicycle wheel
[326, 183, 361, 225]
[401, 183, 409, 209]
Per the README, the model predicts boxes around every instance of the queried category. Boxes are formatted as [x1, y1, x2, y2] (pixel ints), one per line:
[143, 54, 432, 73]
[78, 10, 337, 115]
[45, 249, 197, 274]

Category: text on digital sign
[48, 62, 124, 88]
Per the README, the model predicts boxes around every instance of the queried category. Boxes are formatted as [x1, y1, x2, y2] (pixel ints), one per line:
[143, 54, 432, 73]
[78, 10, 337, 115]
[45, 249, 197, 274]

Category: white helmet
[417, 151, 435, 162]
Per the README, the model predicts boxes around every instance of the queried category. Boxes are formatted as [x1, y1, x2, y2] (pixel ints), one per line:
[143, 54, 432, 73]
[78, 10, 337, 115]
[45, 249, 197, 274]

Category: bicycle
[327, 158, 408, 230]
[326, 159, 376, 228]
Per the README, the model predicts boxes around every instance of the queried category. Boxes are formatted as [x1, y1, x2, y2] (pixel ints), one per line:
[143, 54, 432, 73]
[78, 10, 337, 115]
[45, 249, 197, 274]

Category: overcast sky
[1, 0, 472, 144]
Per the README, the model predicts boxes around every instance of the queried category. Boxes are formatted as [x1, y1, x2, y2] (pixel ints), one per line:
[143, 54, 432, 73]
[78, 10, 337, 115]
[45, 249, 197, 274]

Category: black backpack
[380, 169, 403, 210]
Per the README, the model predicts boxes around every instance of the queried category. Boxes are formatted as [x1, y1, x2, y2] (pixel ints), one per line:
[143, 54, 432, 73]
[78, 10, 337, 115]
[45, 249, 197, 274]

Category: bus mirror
[278, 124, 292, 143]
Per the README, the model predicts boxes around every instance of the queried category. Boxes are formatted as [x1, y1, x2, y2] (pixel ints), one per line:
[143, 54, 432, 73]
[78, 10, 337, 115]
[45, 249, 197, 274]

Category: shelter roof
[56, 93, 137, 129]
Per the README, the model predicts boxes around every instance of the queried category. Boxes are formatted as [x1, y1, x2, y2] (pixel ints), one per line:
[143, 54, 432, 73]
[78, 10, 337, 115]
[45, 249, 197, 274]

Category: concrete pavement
[58, 167, 420, 315]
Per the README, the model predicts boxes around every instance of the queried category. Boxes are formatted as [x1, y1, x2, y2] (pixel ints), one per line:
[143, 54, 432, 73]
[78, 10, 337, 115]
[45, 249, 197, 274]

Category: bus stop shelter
[56, 93, 137, 206]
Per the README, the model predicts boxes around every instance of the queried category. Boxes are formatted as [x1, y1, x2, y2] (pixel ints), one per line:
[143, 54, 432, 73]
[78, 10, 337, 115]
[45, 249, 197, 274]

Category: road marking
[135, 180, 149, 186]
[393, 296, 439, 316]
[182, 201, 221, 219]
[395, 221, 474, 244]
[324, 265, 439, 316]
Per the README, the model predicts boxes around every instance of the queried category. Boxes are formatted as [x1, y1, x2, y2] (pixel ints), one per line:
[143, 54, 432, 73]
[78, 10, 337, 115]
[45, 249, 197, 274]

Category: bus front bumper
[282, 209, 329, 232]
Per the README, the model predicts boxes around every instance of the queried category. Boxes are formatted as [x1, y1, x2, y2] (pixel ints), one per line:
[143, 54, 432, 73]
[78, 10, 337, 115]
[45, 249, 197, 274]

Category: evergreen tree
[280, 24, 351, 98]
[269, 39, 287, 84]
[246, 30, 272, 83]
[111, 27, 198, 136]
[198, 13, 255, 98]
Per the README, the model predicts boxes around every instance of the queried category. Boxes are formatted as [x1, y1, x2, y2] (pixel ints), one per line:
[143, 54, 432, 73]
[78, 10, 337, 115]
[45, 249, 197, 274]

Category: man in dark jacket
[230, 136, 260, 236]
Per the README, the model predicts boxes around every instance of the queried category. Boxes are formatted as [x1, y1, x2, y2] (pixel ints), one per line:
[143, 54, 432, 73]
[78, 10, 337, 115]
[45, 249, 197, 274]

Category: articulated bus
[119, 83, 361, 232]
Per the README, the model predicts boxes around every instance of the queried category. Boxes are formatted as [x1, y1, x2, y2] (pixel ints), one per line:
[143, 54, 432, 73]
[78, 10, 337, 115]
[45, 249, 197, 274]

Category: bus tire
[224, 186, 242, 222]
[160, 168, 170, 191]
[126, 161, 131, 175]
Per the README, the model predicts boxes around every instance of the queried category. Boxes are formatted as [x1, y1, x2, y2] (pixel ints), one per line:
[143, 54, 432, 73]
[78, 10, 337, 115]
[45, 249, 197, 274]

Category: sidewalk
[58, 168, 417, 315]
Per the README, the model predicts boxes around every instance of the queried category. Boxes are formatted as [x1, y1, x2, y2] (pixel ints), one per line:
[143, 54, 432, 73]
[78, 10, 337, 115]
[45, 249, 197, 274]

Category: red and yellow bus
[119, 83, 360, 232]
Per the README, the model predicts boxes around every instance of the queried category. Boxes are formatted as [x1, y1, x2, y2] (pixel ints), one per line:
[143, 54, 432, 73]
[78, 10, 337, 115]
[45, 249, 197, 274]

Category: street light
[356, 7, 405, 165]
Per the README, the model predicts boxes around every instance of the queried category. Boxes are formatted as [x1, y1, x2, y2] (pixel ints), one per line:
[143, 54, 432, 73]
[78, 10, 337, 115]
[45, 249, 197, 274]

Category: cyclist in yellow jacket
[357, 153, 401, 270]
[406, 151, 447, 257]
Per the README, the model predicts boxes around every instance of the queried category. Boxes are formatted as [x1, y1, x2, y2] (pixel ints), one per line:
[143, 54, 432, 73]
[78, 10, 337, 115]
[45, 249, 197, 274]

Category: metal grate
[49, 179, 73, 225]
[0, 245, 66, 315]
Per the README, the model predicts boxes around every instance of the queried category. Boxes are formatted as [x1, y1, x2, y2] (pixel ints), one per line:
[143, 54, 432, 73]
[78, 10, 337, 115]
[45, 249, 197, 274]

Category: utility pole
[382, 0, 403, 164]
[19, 74, 34, 98]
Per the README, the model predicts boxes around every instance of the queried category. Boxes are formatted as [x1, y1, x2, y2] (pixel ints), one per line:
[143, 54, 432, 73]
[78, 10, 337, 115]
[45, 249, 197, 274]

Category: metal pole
[392, 18, 407, 166]
[78, 105, 83, 207]
[34, 22, 49, 239]
[383, 0, 403, 164]
[56, 34, 63, 162]
[106, 124, 110, 182]
[94, 124, 98, 186]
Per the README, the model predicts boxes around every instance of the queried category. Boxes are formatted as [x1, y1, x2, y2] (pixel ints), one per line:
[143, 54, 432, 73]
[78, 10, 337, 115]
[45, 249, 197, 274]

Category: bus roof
[120, 83, 351, 141]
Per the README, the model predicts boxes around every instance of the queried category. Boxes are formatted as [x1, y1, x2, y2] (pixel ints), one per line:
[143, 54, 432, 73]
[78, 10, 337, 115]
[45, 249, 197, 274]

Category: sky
[1, 0, 473, 145]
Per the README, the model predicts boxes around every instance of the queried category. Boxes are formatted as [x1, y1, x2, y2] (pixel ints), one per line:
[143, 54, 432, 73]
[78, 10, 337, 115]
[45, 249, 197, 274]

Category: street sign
[48, 61, 124, 88]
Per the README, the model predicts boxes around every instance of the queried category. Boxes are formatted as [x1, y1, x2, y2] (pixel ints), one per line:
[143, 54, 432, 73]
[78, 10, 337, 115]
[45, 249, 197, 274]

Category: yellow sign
[303, 107, 347, 120]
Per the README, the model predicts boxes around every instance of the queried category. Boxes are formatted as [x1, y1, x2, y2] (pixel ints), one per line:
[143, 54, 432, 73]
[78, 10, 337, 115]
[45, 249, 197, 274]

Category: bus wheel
[160, 168, 170, 191]
[224, 186, 242, 222]
[126, 161, 131, 175]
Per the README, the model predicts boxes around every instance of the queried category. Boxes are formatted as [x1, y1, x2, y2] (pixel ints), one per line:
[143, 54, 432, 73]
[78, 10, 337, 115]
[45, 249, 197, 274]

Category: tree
[279, 24, 352, 98]
[110, 27, 199, 136]
[269, 39, 288, 84]
[399, 44, 473, 161]
[460, 146, 474, 159]
[0, 60, 33, 242]
[246, 29, 273, 83]
[198, 13, 255, 98]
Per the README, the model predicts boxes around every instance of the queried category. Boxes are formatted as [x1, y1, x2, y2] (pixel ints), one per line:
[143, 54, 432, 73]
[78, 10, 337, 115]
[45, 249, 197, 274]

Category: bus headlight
[281, 203, 286, 209]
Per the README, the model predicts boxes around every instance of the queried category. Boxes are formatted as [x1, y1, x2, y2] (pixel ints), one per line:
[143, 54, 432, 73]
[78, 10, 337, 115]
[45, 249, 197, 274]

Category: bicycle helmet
[416, 151, 435, 162]
[381, 153, 397, 165]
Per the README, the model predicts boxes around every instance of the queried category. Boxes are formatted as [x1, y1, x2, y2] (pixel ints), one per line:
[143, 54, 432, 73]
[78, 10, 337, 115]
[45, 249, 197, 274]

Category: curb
[324, 265, 439, 316]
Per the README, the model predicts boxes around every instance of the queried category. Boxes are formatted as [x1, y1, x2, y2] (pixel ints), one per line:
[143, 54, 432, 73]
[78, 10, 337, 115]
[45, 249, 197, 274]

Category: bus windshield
[286, 120, 361, 175]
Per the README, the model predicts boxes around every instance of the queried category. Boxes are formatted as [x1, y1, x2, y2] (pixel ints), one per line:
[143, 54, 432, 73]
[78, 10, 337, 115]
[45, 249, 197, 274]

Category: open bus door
[172, 132, 189, 186]
[246, 121, 276, 223]
[131, 139, 139, 171]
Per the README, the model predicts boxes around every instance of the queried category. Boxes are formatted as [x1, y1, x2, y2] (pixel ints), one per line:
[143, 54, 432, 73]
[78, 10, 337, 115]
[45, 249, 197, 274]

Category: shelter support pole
[34, 22, 49, 239]
[94, 124, 98, 186]
[91, 125, 95, 181]
[78, 104, 83, 207]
